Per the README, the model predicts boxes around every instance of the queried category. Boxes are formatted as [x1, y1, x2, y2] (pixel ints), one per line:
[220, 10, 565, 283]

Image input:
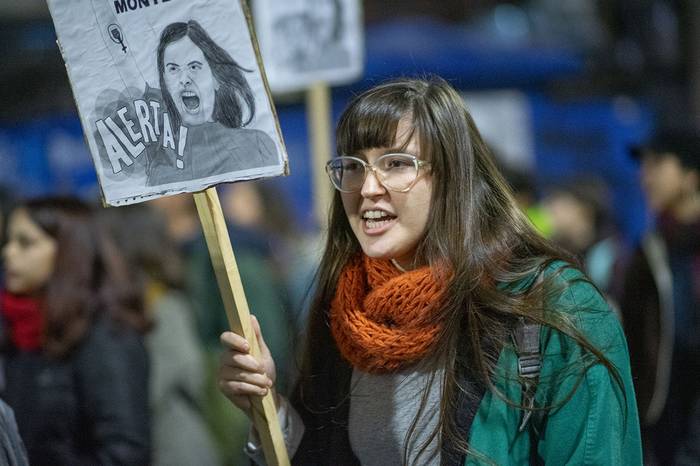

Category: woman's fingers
[220, 350, 266, 374]
[219, 364, 273, 389]
[251, 316, 271, 357]
[218, 353, 273, 415]
[220, 331, 250, 353]
[217, 317, 277, 417]
[220, 318, 270, 363]
[219, 379, 270, 398]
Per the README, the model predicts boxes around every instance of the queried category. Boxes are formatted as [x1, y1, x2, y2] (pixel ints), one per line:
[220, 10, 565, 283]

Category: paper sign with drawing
[253, 0, 364, 93]
[47, 0, 288, 206]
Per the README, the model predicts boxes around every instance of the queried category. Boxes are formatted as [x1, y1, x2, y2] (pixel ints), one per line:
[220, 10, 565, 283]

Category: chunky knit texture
[330, 255, 448, 373]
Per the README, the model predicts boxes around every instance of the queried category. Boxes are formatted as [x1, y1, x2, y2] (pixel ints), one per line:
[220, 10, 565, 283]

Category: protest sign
[48, 0, 288, 206]
[253, 0, 364, 94]
[47, 1, 291, 464]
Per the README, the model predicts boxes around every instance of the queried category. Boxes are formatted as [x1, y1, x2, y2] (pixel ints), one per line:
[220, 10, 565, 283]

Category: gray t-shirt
[247, 367, 444, 465]
[348, 367, 443, 465]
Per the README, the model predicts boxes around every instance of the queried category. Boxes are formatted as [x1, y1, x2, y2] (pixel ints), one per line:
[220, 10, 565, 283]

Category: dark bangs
[336, 81, 433, 158]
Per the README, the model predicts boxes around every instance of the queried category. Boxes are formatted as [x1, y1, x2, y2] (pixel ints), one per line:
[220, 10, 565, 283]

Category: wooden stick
[193, 187, 290, 466]
[306, 82, 333, 228]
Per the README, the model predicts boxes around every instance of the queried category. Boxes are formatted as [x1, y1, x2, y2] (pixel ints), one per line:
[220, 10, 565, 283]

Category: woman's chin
[361, 249, 392, 260]
[359, 243, 413, 263]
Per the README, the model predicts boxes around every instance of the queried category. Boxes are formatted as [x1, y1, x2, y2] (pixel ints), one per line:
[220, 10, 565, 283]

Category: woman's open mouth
[361, 209, 397, 234]
[180, 90, 201, 112]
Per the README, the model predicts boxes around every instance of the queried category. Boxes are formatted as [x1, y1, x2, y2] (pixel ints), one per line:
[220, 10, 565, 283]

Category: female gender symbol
[108, 24, 127, 53]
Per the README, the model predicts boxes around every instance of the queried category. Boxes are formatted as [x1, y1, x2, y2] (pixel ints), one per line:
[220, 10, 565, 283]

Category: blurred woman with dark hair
[0, 197, 150, 465]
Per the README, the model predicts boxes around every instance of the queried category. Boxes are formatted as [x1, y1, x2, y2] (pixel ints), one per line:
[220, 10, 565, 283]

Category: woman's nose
[360, 168, 386, 197]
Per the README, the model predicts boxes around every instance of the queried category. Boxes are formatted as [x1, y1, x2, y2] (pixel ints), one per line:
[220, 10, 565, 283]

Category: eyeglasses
[325, 153, 431, 193]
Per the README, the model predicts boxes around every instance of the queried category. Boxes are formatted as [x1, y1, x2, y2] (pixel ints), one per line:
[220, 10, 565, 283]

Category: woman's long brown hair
[20, 197, 148, 358]
[292, 77, 624, 463]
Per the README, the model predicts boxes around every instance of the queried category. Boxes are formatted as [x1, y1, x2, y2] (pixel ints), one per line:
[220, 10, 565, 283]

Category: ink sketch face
[308, 0, 336, 44]
[163, 36, 217, 126]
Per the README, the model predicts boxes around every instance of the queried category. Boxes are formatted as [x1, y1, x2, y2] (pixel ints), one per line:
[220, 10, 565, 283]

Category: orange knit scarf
[330, 254, 448, 374]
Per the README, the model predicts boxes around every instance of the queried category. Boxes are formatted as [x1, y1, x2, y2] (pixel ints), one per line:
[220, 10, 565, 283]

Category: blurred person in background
[542, 177, 625, 309]
[220, 180, 315, 340]
[621, 129, 700, 465]
[150, 193, 202, 256]
[100, 203, 221, 466]
[150, 185, 295, 464]
[205, 182, 293, 370]
[148, 192, 250, 462]
[0, 197, 151, 465]
[187, 181, 294, 465]
[497, 162, 553, 239]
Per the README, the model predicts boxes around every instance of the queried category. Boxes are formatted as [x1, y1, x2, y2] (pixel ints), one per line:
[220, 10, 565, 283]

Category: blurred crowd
[0, 123, 699, 465]
[1, 0, 700, 465]
[503, 128, 700, 465]
[0, 181, 319, 465]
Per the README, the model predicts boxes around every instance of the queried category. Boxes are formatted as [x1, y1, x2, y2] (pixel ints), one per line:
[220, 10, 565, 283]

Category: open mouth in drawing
[180, 90, 201, 113]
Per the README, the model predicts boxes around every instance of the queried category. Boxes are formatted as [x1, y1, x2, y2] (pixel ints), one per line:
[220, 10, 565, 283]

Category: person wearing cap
[620, 128, 700, 464]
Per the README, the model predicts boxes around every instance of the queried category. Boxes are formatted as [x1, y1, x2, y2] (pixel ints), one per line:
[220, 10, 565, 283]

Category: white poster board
[253, 0, 364, 94]
[47, 0, 288, 206]
[461, 91, 535, 172]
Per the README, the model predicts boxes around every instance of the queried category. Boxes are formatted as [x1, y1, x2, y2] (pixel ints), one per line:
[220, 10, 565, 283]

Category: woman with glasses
[217, 77, 642, 465]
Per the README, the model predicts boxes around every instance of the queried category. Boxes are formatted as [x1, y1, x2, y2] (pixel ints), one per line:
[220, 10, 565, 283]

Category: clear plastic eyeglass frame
[325, 153, 431, 193]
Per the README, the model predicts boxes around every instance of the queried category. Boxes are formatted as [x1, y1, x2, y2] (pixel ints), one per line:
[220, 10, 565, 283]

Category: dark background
[1, 0, 698, 240]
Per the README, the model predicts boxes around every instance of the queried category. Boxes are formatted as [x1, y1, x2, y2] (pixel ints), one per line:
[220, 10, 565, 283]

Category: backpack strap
[513, 317, 541, 433]
[513, 271, 546, 465]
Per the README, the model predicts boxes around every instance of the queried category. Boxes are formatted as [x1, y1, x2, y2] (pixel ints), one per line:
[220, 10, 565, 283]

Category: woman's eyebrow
[187, 60, 203, 67]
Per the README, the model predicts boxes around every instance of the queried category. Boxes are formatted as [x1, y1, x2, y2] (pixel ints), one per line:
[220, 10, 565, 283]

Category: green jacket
[467, 265, 642, 465]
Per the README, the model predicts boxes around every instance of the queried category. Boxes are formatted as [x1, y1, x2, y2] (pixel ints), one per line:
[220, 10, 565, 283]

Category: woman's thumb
[250, 315, 270, 356]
